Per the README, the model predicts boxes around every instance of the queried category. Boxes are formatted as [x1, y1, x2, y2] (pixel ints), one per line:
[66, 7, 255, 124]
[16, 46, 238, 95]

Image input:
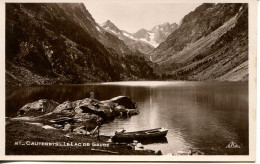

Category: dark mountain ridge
[6, 3, 157, 87]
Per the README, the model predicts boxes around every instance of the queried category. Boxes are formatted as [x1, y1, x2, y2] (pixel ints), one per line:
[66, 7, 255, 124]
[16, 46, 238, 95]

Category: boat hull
[112, 128, 168, 142]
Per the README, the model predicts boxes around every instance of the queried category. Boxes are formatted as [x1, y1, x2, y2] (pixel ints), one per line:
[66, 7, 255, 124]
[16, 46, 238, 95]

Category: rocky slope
[150, 3, 248, 81]
[101, 20, 154, 54]
[133, 23, 179, 48]
[6, 3, 157, 87]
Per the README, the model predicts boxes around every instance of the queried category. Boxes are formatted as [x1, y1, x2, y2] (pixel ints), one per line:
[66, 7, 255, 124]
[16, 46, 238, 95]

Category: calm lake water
[6, 81, 248, 155]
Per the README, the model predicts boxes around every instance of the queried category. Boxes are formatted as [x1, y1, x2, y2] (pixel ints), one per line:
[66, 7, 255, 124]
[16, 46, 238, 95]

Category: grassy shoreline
[6, 120, 159, 155]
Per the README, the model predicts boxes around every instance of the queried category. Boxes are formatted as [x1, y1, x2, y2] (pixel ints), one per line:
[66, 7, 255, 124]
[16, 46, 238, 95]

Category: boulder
[111, 105, 127, 117]
[17, 99, 59, 117]
[53, 98, 108, 115]
[74, 98, 96, 106]
[126, 108, 140, 116]
[42, 125, 57, 130]
[53, 101, 74, 113]
[108, 96, 136, 109]
[73, 113, 103, 123]
[74, 106, 83, 114]
[113, 105, 126, 113]
[53, 124, 63, 128]
[97, 104, 114, 118]
[53, 98, 113, 120]
[136, 143, 144, 149]
[76, 104, 113, 120]
[53, 98, 94, 113]
[49, 97, 136, 120]
[73, 126, 89, 135]
[63, 123, 72, 132]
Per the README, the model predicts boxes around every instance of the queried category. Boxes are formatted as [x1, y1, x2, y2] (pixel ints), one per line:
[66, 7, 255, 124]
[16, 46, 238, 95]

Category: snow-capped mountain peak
[133, 22, 179, 47]
[101, 20, 154, 54]
[100, 20, 178, 52]
[101, 20, 122, 35]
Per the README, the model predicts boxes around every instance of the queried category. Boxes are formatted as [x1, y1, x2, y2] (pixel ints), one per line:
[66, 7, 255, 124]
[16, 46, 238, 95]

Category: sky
[84, 1, 202, 33]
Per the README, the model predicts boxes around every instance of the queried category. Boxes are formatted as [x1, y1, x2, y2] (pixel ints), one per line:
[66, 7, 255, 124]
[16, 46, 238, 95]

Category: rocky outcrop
[52, 96, 138, 120]
[17, 96, 138, 122]
[150, 22, 179, 45]
[53, 98, 93, 113]
[17, 99, 59, 117]
[73, 113, 103, 123]
[126, 108, 139, 116]
[12, 96, 139, 136]
[53, 98, 113, 120]
[106, 96, 136, 109]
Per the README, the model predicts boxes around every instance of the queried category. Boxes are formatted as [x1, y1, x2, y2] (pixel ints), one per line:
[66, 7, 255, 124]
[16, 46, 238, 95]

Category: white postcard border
[0, 0, 257, 161]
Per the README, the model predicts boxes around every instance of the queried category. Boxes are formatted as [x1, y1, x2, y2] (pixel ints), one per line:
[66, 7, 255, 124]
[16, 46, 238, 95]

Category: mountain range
[101, 20, 154, 54]
[5, 3, 248, 87]
[101, 20, 178, 54]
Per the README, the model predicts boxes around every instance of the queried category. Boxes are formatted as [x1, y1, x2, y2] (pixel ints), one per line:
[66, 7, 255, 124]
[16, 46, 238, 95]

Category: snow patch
[123, 30, 159, 47]
[122, 31, 137, 40]
[95, 25, 102, 32]
[105, 27, 119, 35]
[122, 31, 132, 37]
[148, 32, 154, 36]
[110, 30, 119, 35]
[140, 38, 158, 47]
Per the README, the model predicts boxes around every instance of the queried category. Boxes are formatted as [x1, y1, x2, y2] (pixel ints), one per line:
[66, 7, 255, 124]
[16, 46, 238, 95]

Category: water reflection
[141, 137, 168, 145]
[6, 81, 248, 155]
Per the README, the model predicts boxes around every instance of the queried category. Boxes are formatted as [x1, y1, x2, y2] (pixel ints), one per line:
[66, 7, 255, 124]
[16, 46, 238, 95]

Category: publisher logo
[226, 141, 240, 148]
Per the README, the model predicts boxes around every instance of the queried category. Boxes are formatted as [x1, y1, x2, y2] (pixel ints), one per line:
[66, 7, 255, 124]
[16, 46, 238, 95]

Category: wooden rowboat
[112, 128, 168, 141]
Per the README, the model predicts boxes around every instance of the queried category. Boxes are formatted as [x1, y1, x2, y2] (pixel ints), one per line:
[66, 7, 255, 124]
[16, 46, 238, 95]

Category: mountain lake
[6, 81, 248, 155]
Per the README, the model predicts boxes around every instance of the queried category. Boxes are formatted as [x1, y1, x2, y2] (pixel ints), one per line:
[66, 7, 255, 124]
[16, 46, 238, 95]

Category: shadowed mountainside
[6, 3, 157, 87]
[5, 3, 249, 87]
[150, 3, 248, 81]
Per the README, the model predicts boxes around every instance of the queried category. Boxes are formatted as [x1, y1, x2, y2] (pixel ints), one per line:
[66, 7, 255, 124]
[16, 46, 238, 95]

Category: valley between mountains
[6, 3, 248, 87]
